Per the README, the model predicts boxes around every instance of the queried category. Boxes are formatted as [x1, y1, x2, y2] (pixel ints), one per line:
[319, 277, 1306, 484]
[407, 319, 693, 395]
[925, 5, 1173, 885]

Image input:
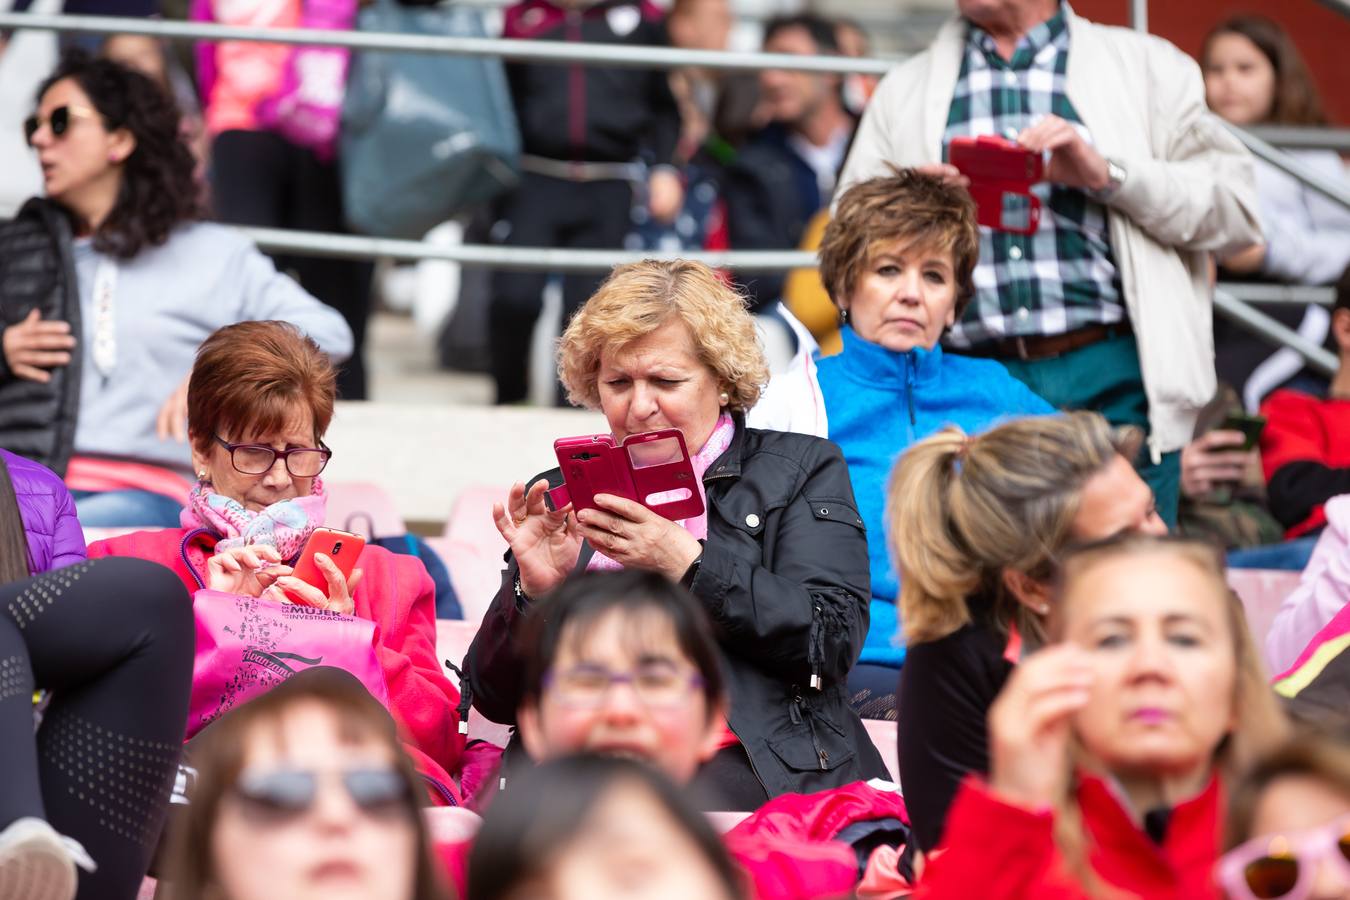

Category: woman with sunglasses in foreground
[0, 50, 351, 528]
[1220, 730, 1350, 900]
[915, 534, 1288, 899]
[88, 321, 464, 802]
[164, 666, 449, 900]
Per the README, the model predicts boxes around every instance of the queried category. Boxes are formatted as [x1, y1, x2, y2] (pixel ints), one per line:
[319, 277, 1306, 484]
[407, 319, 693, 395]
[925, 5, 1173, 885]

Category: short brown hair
[163, 669, 447, 900]
[819, 168, 980, 320]
[557, 260, 769, 413]
[187, 321, 336, 457]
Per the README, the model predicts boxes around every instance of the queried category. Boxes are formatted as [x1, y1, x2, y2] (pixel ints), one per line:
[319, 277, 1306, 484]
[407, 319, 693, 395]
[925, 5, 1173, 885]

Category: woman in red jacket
[917, 534, 1288, 899]
[87, 320, 463, 802]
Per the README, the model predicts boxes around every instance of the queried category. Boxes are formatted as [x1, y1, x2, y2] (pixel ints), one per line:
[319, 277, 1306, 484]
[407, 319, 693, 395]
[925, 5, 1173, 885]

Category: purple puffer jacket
[1, 448, 86, 574]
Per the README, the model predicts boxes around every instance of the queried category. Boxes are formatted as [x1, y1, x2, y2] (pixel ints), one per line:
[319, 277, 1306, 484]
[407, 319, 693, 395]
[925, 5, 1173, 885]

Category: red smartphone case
[547, 428, 704, 521]
[949, 135, 1044, 235]
[290, 528, 365, 593]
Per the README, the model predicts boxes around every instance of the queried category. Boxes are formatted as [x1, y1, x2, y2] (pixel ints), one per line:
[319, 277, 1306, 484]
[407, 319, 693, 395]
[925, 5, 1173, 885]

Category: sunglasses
[23, 105, 99, 147]
[232, 766, 412, 822]
[1217, 814, 1350, 900]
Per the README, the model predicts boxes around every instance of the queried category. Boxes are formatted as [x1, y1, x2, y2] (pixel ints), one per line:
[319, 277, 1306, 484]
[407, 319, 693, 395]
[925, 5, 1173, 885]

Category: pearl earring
[197, 470, 208, 482]
[718, 391, 730, 407]
[1037, 604, 1050, 615]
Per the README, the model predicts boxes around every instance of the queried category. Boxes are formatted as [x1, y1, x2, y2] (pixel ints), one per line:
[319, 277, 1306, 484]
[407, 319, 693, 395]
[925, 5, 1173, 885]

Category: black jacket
[502, 0, 680, 166]
[464, 419, 887, 798]
[0, 198, 81, 476]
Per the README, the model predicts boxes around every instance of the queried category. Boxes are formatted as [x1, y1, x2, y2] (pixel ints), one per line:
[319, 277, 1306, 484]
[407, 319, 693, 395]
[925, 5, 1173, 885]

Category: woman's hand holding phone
[265, 553, 362, 615]
[494, 479, 583, 597]
[575, 493, 702, 580]
[207, 545, 291, 598]
[1181, 429, 1255, 499]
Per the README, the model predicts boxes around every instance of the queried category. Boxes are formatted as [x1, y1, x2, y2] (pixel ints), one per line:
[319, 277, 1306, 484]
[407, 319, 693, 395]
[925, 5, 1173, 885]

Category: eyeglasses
[232, 766, 412, 822]
[214, 434, 332, 478]
[1217, 815, 1350, 900]
[544, 662, 705, 709]
[23, 105, 99, 147]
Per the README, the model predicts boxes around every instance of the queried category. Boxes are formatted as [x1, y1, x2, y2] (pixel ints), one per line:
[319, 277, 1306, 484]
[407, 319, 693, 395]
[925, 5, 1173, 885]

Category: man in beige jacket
[837, 0, 1263, 524]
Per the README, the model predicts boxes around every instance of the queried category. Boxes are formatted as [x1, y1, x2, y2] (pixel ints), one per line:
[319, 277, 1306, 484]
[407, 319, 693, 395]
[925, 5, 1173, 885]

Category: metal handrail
[0, 11, 897, 75]
[1248, 126, 1350, 152]
[1214, 290, 1338, 376]
[1227, 124, 1350, 213]
[1217, 283, 1338, 306]
[241, 226, 815, 271]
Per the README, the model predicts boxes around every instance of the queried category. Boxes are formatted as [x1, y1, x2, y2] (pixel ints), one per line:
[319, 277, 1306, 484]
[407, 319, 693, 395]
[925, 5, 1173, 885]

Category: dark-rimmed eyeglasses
[544, 662, 706, 709]
[23, 105, 99, 147]
[232, 766, 412, 822]
[213, 434, 332, 478]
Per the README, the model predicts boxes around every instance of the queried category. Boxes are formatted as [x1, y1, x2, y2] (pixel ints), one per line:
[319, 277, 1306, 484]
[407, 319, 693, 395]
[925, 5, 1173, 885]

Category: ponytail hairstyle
[0, 455, 33, 583]
[888, 411, 1139, 646]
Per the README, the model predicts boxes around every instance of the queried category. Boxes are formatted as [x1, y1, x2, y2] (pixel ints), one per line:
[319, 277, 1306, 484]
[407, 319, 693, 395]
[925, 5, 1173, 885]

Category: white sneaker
[0, 817, 96, 900]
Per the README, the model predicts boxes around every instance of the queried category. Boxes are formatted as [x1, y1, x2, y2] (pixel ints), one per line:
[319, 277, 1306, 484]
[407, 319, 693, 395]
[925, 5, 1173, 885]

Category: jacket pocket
[767, 693, 857, 774]
[804, 497, 866, 532]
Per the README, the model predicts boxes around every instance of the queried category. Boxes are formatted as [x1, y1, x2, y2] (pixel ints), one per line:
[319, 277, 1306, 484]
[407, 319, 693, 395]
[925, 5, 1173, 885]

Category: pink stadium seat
[1226, 568, 1303, 651]
[861, 718, 899, 784]
[437, 619, 513, 748]
[430, 485, 510, 626]
[323, 480, 406, 539]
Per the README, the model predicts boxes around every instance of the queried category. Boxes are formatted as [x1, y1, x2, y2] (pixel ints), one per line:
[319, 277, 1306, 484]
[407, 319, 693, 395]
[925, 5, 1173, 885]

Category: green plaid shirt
[942, 3, 1124, 349]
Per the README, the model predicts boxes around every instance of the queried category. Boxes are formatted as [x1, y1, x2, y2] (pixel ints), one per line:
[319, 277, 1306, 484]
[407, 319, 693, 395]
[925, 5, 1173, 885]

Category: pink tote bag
[188, 590, 390, 738]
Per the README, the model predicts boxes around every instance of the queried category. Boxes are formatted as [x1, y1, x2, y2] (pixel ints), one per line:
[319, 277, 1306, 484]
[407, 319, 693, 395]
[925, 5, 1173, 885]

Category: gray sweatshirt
[71, 222, 354, 469]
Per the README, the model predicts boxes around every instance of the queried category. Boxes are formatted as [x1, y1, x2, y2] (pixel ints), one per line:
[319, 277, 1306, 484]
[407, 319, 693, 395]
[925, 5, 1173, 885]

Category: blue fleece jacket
[818, 326, 1054, 667]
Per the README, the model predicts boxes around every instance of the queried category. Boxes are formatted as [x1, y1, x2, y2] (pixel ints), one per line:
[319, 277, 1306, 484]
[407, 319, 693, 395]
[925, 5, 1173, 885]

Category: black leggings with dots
[0, 557, 194, 900]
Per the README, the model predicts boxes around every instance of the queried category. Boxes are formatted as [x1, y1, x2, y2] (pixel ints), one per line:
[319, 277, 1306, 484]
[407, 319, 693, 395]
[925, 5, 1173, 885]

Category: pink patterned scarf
[588, 414, 735, 572]
[181, 478, 328, 560]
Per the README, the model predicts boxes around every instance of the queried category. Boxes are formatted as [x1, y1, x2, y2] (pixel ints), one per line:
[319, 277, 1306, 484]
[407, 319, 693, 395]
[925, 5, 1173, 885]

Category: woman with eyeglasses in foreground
[0, 50, 350, 528]
[1219, 729, 1350, 900]
[915, 534, 1288, 899]
[87, 321, 464, 801]
[163, 666, 450, 900]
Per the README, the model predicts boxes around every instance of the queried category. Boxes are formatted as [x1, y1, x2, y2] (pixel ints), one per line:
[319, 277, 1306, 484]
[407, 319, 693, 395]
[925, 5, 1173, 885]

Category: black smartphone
[1219, 412, 1267, 451]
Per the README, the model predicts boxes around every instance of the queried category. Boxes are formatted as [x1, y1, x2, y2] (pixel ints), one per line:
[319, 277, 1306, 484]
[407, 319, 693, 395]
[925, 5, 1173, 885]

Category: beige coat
[838, 8, 1263, 454]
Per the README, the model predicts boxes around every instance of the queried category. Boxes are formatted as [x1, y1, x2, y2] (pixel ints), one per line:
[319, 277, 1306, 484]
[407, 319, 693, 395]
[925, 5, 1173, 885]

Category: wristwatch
[1090, 157, 1127, 201]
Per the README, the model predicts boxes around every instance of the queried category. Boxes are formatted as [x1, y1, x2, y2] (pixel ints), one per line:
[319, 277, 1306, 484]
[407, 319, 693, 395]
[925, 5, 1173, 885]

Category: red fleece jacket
[88, 528, 464, 803]
[917, 775, 1222, 900]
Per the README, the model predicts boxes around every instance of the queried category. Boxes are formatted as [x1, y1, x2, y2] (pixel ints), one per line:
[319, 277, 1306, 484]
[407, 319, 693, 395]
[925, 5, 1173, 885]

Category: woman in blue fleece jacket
[815, 169, 1052, 717]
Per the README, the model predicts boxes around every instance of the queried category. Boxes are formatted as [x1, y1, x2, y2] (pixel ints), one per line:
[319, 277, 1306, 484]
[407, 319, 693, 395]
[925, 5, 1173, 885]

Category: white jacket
[838, 9, 1264, 454]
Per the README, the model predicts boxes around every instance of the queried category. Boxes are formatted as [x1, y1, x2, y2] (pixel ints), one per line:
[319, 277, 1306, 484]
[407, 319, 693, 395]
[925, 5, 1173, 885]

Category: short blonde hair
[557, 260, 769, 412]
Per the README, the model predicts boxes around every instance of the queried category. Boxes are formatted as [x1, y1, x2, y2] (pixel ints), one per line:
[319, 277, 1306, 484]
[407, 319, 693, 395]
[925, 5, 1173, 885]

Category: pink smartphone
[949, 135, 1044, 235]
[289, 527, 365, 595]
[547, 428, 704, 521]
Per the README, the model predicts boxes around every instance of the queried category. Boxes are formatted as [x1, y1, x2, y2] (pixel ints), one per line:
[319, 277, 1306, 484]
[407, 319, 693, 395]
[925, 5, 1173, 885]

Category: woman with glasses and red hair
[86, 320, 464, 805]
[0, 50, 351, 529]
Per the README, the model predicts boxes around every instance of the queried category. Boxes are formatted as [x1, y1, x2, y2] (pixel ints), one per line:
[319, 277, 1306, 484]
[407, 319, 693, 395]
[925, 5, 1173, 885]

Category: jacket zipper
[792, 687, 830, 771]
[179, 527, 211, 590]
[905, 354, 917, 431]
[808, 603, 823, 691]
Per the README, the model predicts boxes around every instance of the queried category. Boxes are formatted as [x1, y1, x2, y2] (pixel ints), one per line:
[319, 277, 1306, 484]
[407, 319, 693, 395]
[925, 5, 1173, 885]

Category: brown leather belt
[963, 320, 1133, 362]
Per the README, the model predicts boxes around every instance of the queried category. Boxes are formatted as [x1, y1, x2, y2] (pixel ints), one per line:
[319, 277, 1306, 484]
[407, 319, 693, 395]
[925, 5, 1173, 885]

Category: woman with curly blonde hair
[466, 259, 887, 809]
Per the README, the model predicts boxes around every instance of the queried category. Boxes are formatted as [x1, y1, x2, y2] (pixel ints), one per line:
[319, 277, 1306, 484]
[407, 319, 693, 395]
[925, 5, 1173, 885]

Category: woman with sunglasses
[915, 533, 1288, 899]
[87, 320, 464, 803]
[164, 666, 450, 900]
[1220, 730, 1350, 900]
[0, 50, 351, 528]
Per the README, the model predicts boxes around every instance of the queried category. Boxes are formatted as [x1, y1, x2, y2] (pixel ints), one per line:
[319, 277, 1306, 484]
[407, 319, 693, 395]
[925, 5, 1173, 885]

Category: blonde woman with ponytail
[917, 533, 1287, 899]
[891, 411, 1166, 855]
